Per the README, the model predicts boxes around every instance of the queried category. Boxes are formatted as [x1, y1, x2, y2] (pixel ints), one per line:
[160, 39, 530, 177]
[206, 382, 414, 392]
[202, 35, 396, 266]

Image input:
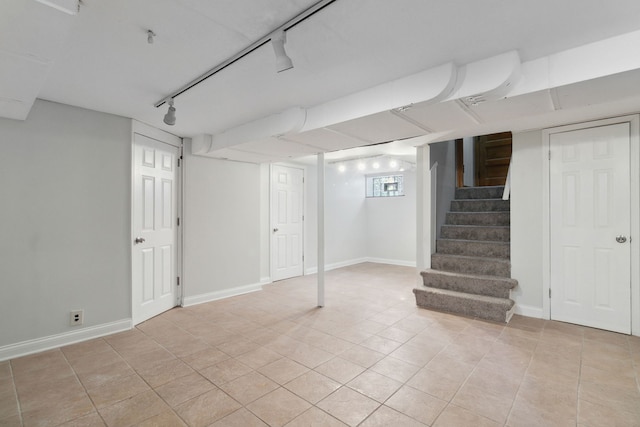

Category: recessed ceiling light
[357, 163, 366, 171]
[338, 164, 346, 172]
[372, 162, 380, 169]
[389, 160, 398, 168]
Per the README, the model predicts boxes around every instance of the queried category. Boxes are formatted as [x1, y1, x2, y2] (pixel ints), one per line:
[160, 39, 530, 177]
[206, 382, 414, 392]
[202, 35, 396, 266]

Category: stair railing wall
[430, 162, 438, 254]
[502, 158, 512, 200]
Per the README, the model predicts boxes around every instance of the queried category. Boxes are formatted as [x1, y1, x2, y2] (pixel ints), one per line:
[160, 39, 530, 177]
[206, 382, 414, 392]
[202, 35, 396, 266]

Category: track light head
[271, 30, 293, 73]
[163, 99, 176, 126]
[147, 30, 156, 44]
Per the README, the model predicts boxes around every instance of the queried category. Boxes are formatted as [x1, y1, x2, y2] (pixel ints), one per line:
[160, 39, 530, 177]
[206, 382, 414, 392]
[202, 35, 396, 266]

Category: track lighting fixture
[271, 30, 294, 73]
[147, 30, 156, 44]
[163, 99, 176, 126]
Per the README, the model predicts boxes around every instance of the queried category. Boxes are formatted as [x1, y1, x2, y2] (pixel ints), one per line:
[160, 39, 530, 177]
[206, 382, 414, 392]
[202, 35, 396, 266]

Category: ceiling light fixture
[389, 160, 398, 168]
[271, 30, 293, 72]
[372, 162, 380, 169]
[338, 164, 346, 173]
[357, 163, 366, 171]
[154, 0, 337, 108]
[163, 99, 176, 126]
[147, 30, 156, 44]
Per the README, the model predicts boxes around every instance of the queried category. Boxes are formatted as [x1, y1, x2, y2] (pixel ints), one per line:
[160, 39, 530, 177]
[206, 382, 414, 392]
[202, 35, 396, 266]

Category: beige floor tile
[86, 374, 150, 409]
[16, 375, 87, 413]
[0, 415, 22, 427]
[22, 394, 95, 427]
[360, 405, 426, 427]
[578, 398, 640, 426]
[220, 371, 279, 405]
[67, 348, 124, 375]
[247, 387, 311, 427]
[211, 408, 268, 426]
[175, 388, 241, 427]
[162, 338, 211, 359]
[61, 339, 113, 362]
[124, 347, 176, 372]
[317, 386, 380, 427]
[433, 404, 501, 427]
[258, 358, 309, 385]
[314, 357, 366, 384]
[375, 326, 416, 343]
[0, 363, 11, 381]
[507, 377, 577, 427]
[407, 367, 467, 401]
[10, 350, 68, 376]
[135, 410, 187, 426]
[76, 360, 135, 390]
[284, 407, 347, 427]
[452, 382, 516, 424]
[0, 384, 19, 420]
[385, 385, 447, 426]
[285, 370, 341, 404]
[217, 338, 262, 357]
[286, 342, 334, 368]
[180, 347, 229, 371]
[154, 372, 216, 407]
[579, 381, 640, 416]
[369, 356, 421, 383]
[98, 390, 169, 427]
[56, 411, 106, 426]
[136, 358, 194, 388]
[579, 363, 637, 389]
[236, 347, 283, 369]
[338, 345, 385, 368]
[347, 370, 402, 403]
[389, 342, 441, 367]
[359, 335, 403, 355]
[199, 358, 253, 386]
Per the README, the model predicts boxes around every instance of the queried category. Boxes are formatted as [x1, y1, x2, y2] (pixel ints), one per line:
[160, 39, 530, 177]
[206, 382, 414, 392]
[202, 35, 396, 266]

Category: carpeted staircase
[413, 185, 517, 323]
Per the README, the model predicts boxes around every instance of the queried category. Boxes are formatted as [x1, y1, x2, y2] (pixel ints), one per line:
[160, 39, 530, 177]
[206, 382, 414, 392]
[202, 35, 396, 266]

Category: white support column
[317, 152, 325, 307]
[416, 145, 431, 284]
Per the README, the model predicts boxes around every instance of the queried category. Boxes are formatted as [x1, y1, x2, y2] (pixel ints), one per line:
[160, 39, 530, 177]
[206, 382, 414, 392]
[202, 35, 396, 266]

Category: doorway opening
[455, 132, 512, 188]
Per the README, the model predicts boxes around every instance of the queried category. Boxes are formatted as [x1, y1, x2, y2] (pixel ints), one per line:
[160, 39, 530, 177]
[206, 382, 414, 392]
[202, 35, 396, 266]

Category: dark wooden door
[475, 132, 512, 186]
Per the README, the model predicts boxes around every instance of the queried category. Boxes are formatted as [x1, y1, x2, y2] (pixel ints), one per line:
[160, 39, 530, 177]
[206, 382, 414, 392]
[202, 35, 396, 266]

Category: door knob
[616, 235, 627, 243]
[134, 237, 146, 244]
[273, 228, 279, 233]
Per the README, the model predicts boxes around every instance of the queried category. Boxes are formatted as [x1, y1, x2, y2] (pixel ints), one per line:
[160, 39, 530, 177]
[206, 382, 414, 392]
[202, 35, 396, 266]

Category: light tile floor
[1, 263, 640, 426]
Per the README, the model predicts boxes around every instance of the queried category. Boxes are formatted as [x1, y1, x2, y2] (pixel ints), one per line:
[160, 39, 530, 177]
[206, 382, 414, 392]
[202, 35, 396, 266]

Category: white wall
[510, 130, 544, 315]
[366, 170, 416, 264]
[183, 141, 261, 302]
[430, 141, 457, 237]
[0, 100, 131, 349]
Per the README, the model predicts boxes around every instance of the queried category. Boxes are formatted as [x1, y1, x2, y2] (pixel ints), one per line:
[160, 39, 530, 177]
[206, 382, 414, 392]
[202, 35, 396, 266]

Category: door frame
[269, 163, 305, 281]
[541, 114, 640, 335]
[131, 121, 183, 325]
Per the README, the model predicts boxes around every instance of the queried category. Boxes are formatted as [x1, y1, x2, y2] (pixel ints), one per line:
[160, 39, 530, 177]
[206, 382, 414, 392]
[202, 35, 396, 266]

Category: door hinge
[548, 150, 551, 160]
[177, 277, 181, 286]
[549, 288, 551, 298]
[302, 254, 304, 261]
[178, 157, 181, 167]
[177, 217, 180, 226]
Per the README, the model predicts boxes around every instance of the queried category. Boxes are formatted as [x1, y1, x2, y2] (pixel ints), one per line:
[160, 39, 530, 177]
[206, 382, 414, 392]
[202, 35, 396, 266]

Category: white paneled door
[271, 165, 304, 281]
[550, 123, 631, 333]
[133, 133, 179, 324]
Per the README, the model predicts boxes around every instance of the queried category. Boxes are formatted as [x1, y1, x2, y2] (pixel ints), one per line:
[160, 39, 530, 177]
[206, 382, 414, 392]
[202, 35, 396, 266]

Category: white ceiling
[5, 0, 640, 162]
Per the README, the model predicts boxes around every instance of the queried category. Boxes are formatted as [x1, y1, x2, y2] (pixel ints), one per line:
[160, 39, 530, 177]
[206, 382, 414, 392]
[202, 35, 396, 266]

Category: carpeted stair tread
[420, 269, 516, 298]
[450, 199, 510, 212]
[413, 286, 515, 323]
[445, 211, 510, 226]
[455, 186, 505, 200]
[436, 239, 510, 258]
[441, 225, 510, 242]
[431, 253, 511, 277]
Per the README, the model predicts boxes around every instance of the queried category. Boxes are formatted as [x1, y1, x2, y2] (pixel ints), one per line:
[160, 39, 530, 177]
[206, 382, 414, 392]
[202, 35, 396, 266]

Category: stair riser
[455, 186, 504, 200]
[441, 226, 510, 242]
[446, 212, 510, 226]
[436, 240, 509, 259]
[421, 271, 514, 298]
[450, 199, 510, 212]
[432, 255, 511, 277]
[414, 288, 514, 323]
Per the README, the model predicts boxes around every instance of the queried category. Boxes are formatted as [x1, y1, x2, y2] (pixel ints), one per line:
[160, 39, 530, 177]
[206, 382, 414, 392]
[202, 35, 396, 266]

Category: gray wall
[0, 100, 131, 347]
[183, 142, 261, 297]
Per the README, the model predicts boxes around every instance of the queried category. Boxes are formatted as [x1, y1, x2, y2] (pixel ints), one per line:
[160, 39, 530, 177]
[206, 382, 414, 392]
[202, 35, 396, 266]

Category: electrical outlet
[70, 310, 84, 326]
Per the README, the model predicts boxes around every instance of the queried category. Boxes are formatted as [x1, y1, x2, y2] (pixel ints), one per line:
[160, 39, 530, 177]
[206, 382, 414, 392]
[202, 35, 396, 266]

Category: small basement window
[366, 174, 404, 198]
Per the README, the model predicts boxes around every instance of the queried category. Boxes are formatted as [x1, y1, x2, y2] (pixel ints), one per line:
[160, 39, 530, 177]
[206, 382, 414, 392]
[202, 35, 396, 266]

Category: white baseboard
[183, 282, 263, 307]
[513, 303, 545, 319]
[259, 277, 272, 285]
[366, 257, 417, 268]
[0, 319, 132, 362]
